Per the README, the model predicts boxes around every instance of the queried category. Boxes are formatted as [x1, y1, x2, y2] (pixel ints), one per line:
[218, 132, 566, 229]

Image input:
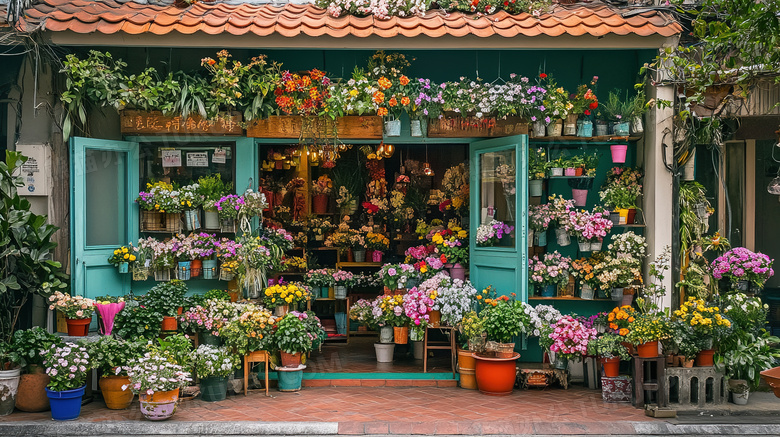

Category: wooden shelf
[548, 176, 594, 180]
[337, 262, 382, 268]
[530, 135, 641, 143]
[612, 224, 646, 228]
[528, 297, 614, 301]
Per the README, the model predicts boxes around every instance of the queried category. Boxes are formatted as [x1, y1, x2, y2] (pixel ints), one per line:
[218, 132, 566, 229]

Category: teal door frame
[468, 135, 529, 300]
[70, 137, 139, 300]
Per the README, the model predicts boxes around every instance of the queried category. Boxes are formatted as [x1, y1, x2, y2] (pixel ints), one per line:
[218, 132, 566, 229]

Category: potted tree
[122, 353, 192, 421]
[586, 333, 631, 377]
[87, 336, 146, 410]
[43, 343, 91, 421]
[11, 327, 63, 412]
[191, 345, 239, 402]
[0, 342, 21, 416]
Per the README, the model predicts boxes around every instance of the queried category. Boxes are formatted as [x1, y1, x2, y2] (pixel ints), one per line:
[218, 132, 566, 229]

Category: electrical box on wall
[15, 144, 50, 196]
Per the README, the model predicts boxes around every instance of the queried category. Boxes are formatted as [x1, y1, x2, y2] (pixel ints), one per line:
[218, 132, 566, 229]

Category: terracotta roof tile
[19, 0, 681, 40]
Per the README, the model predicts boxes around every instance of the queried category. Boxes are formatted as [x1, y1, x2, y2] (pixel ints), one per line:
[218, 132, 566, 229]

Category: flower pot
[590, 240, 603, 252]
[334, 285, 347, 299]
[274, 305, 289, 317]
[534, 230, 547, 247]
[547, 121, 562, 137]
[200, 376, 228, 402]
[610, 144, 628, 163]
[177, 261, 191, 281]
[374, 343, 395, 363]
[96, 302, 125, 336]
[45, 385, 85, 421]
[99, 375, 133, 410]
[202, 259, 218, 280]
[139, 389, 179, 421]
[553, 353, 568, 370]
[578, 241, 591, 252]
[429, 310, 442, 327]
[761, 366, 780, 398]
[572, 188, 588, 206]
[457, 349, 477, 389]
[575, 167, 584, 176]
[597, 288, 609, 299]
[564, 167, 576, 177]
[412, 340, 424, 360]
[319, 286, 329, 299]
[379, 325, 394, 343]
[601, 357, 620, 377]
[353, 249, 366, 263]
[611, 288, 624, 302]
[191, 259, 202, 277]
[15, 369, 49, 412]
[550, 167, 564, 177]
[529, 179, 543, 197]
[65, 317, 91, 336]
[637, 341, 659, 358]
[577, 120, 593, 137]
[203, 209, 220, 230]
[555, 228, 571, 246]
[393, 326, 409, 344]
[615, 208, 629, 225]
[631, 116, 644, 135]
[384, 119, 401, 137]
[474, 353, 520, 396]
[371, 250, 384, 263]
[609, 211, 621, 225]
[731, 388, 750, 405]
[532, 120, 546, 137]
[613, 121, 630, 136]
[0, 366, 21, 416]
[118, 262, 129, 274]
[161, 316, 177, 332]
[626, 208, 637, 225]
[335, 312, 347, 335]
[564, 114, 578, 135]
[595, 122, 609, 136]
[580, 284, 594, 300]
[541, 284, 556, 297]
[621, 291, 634, 307]
[183, 209, 201, 231]
[728, 378, 750, 405]
[200, 332, 222, 346]
[277, 366, 305, 392]
[695, 349, 716, 367]
[410, 119, 426, 137]
[449, 263, 466, 281]
[313, 194, 329, 214]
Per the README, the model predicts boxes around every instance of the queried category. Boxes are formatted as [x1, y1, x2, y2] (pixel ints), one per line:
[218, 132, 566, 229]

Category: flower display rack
[665, 367, 726, 408]
[141, 211, 182, 233]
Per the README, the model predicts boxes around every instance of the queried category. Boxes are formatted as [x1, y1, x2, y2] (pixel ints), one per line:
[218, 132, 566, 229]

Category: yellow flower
[123, 254, 129, 259]
[114, 250, 120, 255]
[129, 255, 137, 261]
[122, 247, 128, 253]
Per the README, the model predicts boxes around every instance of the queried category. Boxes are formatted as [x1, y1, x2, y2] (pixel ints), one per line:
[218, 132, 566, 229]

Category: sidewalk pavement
[2, 385, 780, 436]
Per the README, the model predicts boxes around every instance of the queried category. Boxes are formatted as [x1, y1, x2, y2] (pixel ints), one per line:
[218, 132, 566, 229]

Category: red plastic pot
[601, 357, 620, 377]
[474, 353, 520, 396]
[65, 318, 91, 336]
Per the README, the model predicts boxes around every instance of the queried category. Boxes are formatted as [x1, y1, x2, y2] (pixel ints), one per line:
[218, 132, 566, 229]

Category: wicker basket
[154, 269, 173, 282]
[141, 210, 182, 233]
[132, 265, 150, 281]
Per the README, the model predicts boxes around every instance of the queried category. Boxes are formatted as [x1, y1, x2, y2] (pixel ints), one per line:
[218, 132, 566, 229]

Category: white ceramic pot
[374, 343, 395, 363]
[0, 367, 21, 416]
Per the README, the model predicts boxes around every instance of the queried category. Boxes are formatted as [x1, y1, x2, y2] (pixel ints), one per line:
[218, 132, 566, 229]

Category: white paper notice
[161, 149, 182, 168]
[186, 152, 209, 167]
[212, 148, 227, 164]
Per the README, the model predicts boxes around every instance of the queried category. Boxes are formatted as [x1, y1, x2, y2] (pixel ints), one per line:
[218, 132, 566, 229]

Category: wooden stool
[244, 350, 270, 397]
[423, 326, 456, 377]
[632, 355, 667, 408]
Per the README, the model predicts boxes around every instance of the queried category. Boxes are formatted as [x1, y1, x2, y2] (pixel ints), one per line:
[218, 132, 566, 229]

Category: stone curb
[0, 421, 339, 436]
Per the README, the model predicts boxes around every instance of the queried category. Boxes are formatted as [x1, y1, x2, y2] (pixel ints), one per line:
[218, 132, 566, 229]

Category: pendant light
[382, 143, 395, 158]
[423, 144, 434, 176]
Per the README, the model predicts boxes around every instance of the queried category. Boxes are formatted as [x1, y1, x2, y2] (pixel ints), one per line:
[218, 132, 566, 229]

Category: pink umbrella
[96, 302, 125, 335]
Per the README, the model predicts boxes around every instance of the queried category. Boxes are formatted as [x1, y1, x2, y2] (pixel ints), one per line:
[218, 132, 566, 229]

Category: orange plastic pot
[99, 375, 133, 410]
[636, 341, 659, 358]
[695, 349, 715, 367]
[65, 318, 91, 336]
[457, 349, 477, 390]
[161, 316, 178, 332]
[393, 326, 409, 344]
[280, 351, 302, 368]
[190, 259, 202, 277]
[474, 353, 520, 396]
[601, 357, 620, 377]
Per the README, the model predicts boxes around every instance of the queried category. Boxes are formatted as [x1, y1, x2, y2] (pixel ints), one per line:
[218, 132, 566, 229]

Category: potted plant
[107, 244, 137, 274]
[571, 257, 598, 299]
[586, 333, 631, 377]
[529, 204, 553, 247]
[528, 147, 548, 197]
[548, 315, 597, 370]
[569, 78, 599, 137]
[375, 294, 409, 346]
[475, 220, 514, 247]
[87, 336, 146, 410]
[114, 300, 164, 341]
[664, 320, 700, 367]
[628, 88, 648, 135]
[179, 299, 240, 346]
[528, 252, 572, 297]
[711, 247, 775, 292]
[272, 313, 314, 369]
[674, 297, 732, 366]
[305, 268, 335, 299]
[214, 194, 243, 232]
[137, 181, 183, 232]
[197, 174, 232, 230]
[94, 295, 126, 336]
[145, 280, 188, 332]
[263, 283, 311, 316]
[456, 310, 485, 390]
[424, 274, 478, 327]
[601, 89, 633, 137]
[179, 184, 205, 231]
[625, 313, 670, 358]
[47, 291, 95, 336]
[219, 304, 276, 357]
[473, 292, 528, 395]
[549, 194, 575, 246]
[311, 175, 333, 214]
[43, 343, 91, 421]
[190, 345, 239, 402]
[548, 156, 566, 177]
[122, 353, 192, 421]
[11, 327, 63, 413]
[717, 334, 780, 405]
[0, 342, 21, 416]
[366, 232, 390, 263]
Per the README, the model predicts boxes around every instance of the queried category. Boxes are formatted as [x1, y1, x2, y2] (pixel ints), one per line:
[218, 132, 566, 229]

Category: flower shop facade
[13, 0, 680, 371]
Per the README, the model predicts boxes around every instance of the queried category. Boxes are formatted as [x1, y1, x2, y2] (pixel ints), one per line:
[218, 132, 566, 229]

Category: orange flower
[309, 87, 319, 100]
[608, 313, 615, 322]
[377, 107, 388, 116]
[373, 91, 385, 104]
[284, 81, 296, 92]
[618, 328, 629, 336]
[208, 59, 216, 66]
[377, 77, 392, 90]
[302, 75, 312, 87]
[628, 317, 635, 322]
[399, 75, 410, 86]
[388, 97, 398, 107]
[400, 96, 410, 106]
[310, 69, 323, 81]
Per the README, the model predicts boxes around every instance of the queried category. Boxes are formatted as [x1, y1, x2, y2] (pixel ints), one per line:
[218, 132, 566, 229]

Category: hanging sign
[161, 149, 181, 168]
[212, 148, 227, 164]
[120, 110, 243, 135]
[186, 152, 209, 167]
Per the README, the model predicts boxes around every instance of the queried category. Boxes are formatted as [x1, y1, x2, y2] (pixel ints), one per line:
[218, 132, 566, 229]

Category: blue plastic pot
[177, 261, 191, 280]
[577, 120, 593, 137]
[45, 385, 85, 421]
[535, 230, 547, 247]
[118, 262, 129, 274]
[202, 259, 218, 279]
[320, 287, 329, 298]
[277, 368, 304, 392]
[541, 284, 556, 297]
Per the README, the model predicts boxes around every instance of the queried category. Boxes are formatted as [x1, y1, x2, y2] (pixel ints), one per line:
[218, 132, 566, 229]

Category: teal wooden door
[71, 137, 139, 300]
[468, 135, 529, 299]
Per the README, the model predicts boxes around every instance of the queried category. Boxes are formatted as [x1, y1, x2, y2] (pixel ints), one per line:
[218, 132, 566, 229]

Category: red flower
[584, 110, 591, 116]
[540, 73, 548, 79]
[440, 254, 447, 264]
[439, 199, 452, 212]
[362, 202, 379, 214]
[588, 102, 598, 110]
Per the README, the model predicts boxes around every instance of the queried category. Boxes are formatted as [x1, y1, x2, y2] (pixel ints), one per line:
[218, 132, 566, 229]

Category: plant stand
[632, 355, 667, 408]
[243, 350, 270, 397]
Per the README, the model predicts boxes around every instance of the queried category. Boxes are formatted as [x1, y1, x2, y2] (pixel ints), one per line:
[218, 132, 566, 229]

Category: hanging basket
[132, 265, 150, 281]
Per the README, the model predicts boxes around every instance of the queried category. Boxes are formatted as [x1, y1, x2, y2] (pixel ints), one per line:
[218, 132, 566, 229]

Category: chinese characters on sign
[120, 111, 243, 135]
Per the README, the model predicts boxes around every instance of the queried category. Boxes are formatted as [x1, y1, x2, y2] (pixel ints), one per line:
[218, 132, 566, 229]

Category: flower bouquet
[528, 251, 572, 296]
[475, 220, 514, 247]
[93, 295, 126, 336]
[262, 283, 310, 310]
[711, 247, 775, 289]
[423, 274, 478, 326]
[403, 287, 435, 329]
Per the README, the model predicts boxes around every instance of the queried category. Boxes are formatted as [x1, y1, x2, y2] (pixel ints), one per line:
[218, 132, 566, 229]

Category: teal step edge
[257, 372, 459, 381]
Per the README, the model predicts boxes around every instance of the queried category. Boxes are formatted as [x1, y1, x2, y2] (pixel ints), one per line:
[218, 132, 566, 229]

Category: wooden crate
[246, 115, 383, 139]
[120, 110, 243, 135]
[141, 211, 181, 233]
[427, 115, 529, 138]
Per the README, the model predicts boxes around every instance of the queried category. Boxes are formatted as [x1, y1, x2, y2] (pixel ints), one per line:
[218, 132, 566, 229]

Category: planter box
[427, 115, 529, 138]
[246, 115, 383, 139]
[141, 211, 181, 233]
[120, 110, 243, 135]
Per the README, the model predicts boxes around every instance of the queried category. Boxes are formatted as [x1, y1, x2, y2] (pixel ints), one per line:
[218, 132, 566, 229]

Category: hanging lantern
[382, 144, 395, 158]
[423, 144, 434, 176]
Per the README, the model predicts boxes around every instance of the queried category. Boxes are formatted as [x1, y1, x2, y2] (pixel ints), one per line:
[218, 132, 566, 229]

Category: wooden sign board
[427, 115, 529, 138]
[246, 115, 383, 139]
[120, 110, 243, 136]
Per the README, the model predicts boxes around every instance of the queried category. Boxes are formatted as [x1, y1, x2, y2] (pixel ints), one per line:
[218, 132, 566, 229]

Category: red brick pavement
[2, 386, 652, 434]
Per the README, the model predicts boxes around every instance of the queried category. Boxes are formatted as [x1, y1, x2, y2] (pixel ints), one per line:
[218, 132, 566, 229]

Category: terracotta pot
[99, 375, 133, 410]
[574, 167, 584, 176]
[760, 366, 780, 398]
[313, 194, 329, 214]
[280, 351, 302, 368]
[65, 317, 91, 336]
[161, 316, 178, 332]
[429, 310, 442, 327]
[695, 349, 716, 367]
[682, 358, 694, 368]
[191, 259, 202, 277]
[457, 349, 477, 390]
[139, 389, 179, 421]
[393, 326, 409, 344]
[346, 249, 354, 263]
[474, 353, 520, 396]
[626, 208, 637, 225]
[601, 357, 620, 377]
[636, 341, 659, 358]
[15, 370, 50, 412]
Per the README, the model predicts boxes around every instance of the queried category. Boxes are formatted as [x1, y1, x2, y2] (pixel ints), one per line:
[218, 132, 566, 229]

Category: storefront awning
[17, 0, 681, 49]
